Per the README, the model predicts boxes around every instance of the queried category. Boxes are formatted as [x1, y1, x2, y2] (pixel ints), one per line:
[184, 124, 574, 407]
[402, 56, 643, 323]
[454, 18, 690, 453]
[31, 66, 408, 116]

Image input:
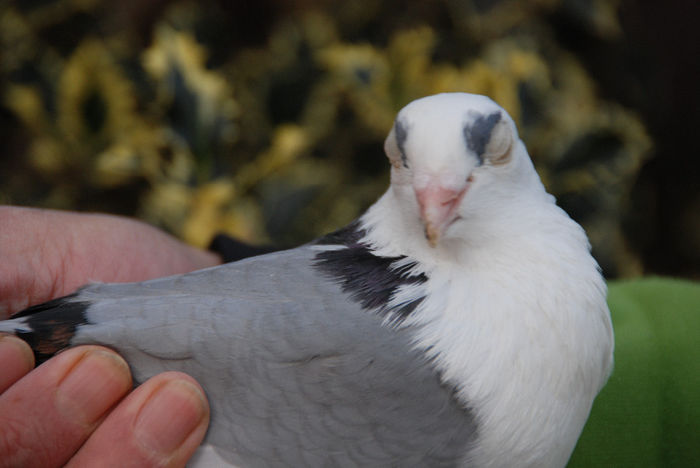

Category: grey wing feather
[69, 247, 475, 467]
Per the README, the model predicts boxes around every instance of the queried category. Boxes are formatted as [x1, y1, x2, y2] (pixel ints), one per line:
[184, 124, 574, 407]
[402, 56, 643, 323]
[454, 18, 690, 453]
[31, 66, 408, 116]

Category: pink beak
[415, 184, 467, 247]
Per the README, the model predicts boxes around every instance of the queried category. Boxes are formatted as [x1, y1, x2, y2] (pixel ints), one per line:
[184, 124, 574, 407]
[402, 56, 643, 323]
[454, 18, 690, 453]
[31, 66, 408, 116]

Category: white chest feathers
[402, 235, 613, 468]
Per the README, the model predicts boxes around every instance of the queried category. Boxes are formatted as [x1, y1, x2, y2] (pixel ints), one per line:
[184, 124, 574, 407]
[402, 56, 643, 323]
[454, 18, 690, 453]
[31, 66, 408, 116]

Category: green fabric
[568, 278, 700, 467]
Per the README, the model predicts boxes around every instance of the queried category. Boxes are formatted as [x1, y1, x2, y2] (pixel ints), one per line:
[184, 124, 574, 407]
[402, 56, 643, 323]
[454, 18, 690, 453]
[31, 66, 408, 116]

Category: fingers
[0, 344, 210, 468]
[0, 206, 221, 318]
[0, 334, 35, 393]
[0, 345, 133, 467]
[68, 372, 210, 468]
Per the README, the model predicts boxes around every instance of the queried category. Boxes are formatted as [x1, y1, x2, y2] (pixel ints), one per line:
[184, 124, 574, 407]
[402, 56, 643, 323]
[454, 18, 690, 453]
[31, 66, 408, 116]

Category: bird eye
[464, 111, 513, 166]
[384, 119, 410, 169]
[483, 119, 513, 165]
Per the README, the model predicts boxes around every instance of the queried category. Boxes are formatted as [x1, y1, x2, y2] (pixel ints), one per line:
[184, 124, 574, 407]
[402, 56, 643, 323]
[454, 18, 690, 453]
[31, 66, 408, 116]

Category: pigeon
[0, 93, 614, 468]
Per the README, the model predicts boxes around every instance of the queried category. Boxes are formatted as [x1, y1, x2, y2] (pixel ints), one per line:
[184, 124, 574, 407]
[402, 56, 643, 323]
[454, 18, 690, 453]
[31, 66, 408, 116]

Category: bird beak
[415, 184, 467, 247]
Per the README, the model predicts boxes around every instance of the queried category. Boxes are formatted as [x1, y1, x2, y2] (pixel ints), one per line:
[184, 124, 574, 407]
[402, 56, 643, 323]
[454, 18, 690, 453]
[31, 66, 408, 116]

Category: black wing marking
[12, 295, 90, 364]
[313, 221, 427, 324]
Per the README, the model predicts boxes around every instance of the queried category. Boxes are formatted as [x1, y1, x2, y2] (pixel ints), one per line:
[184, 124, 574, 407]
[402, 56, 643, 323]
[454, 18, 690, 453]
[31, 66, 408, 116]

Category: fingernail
[0, 334, 35, 392]
[134, 379, 208, 455]
[56, 348, 132, 425]
[0, 333, 34, 368]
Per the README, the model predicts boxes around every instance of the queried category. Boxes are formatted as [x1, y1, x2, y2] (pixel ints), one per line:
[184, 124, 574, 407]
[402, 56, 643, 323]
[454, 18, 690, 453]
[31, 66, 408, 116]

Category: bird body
[1, 93, 613, 467]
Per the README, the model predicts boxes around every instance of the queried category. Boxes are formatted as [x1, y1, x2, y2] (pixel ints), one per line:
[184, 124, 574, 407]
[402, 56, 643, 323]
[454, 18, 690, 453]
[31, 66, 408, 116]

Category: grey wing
[71, 248, 476, 467]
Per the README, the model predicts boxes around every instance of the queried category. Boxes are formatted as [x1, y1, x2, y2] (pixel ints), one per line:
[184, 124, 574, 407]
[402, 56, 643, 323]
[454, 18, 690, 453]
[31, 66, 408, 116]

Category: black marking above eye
[463, 111, 502, 165]
[394, 119, 409, 168]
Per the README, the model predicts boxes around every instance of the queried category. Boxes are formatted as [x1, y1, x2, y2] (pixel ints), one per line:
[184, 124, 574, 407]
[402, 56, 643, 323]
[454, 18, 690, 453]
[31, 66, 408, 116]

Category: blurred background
[0, 0, 697, 279]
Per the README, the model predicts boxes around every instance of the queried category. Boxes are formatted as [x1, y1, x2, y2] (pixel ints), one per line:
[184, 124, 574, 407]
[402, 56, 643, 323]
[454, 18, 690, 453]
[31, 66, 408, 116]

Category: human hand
[0, 206, 221, 318]
[0, 336, 210, 467]
[0, 206, 219, 466]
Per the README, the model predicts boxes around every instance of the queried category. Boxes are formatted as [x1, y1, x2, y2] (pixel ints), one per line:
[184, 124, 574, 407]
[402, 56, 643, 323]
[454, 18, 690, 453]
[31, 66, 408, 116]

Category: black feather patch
[314, 221, 427, 324]
[314, 220, 365, 246]
[208, 233, 282, 263]
[12, 295, 90, 365]
[394, 119, 409, 168]
[463, 111, 501, 165]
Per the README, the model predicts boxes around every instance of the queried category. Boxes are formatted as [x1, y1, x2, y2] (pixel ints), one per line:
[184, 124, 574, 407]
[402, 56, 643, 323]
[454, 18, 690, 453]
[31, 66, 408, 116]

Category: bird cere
[1, 93, 614, 467]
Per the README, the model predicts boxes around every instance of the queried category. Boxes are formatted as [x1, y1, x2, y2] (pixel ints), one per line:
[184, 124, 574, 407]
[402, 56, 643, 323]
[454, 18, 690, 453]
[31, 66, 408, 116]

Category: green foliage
[0, 0, 649, 275]
[570, 278, 700, 467]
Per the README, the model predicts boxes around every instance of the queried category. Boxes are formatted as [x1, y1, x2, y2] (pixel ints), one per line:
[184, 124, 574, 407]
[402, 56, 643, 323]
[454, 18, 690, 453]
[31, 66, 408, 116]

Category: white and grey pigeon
[0, 93, 614, 468]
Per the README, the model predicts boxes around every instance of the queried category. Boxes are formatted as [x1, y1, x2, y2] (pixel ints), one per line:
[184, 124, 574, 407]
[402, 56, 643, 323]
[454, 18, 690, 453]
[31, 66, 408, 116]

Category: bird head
[384, 93, 535, 248]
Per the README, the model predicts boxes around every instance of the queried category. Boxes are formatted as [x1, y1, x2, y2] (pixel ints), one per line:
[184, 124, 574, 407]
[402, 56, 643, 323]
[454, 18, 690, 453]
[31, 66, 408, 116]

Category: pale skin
[0, 206, 221, 467]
